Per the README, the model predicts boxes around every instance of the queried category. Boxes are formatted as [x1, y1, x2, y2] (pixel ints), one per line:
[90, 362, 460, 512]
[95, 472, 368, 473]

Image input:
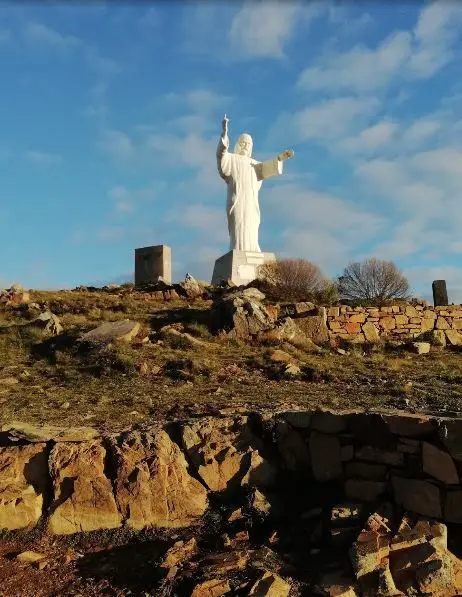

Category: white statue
[217, 114, 294, 253]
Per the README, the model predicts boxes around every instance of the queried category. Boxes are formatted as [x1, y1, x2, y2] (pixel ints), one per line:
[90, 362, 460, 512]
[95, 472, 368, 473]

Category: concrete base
[211, 250, 276, 287]
[134, 245, 172, 286]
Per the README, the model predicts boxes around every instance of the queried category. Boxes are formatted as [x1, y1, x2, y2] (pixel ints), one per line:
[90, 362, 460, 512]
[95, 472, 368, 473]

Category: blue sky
[1, 1, 462, 301]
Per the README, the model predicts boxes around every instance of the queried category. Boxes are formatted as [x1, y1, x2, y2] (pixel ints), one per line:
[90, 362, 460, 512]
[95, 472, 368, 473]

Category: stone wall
[326, 304, 462, 345]
[2, 410, 462, 535]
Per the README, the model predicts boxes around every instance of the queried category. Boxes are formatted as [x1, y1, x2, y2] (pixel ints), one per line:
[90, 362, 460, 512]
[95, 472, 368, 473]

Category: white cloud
[97, 226, 125, 243]
[402, 119, 441, 147]
[297, 2, 462, 94]
[98, 129, 135, 163]
[165, 204, 227, 244]
[108, 186, 134, 214]
[341, 120, 398, 154]
[229, 1, 303, 59]
[24, 150, 63, 166]
[23, 22, 80, 49]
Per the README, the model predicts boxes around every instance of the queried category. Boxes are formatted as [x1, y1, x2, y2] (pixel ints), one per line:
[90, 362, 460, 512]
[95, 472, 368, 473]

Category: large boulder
[257, 317, 321, 351]
[110, 429, 208, 529]
[0, 444, 47, 530]
[178, 273, 204, 299]
[48, 441, 122, 534]
[180, 417, 276, 493]
[295, 309, 329, 344]
[81, 319, 140, 343]
[211, 288, 276, 340]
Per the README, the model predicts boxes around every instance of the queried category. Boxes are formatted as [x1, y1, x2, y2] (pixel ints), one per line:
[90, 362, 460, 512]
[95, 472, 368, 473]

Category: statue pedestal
[211, 250, 276, 287]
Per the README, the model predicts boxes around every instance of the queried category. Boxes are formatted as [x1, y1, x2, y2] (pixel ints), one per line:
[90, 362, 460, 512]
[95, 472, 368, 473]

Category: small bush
[258, 258, 336, 304]
[337, 257, 410, 306]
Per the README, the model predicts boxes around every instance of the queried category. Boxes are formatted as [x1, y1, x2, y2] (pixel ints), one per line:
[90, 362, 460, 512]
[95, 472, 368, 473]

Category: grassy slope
[1, 288, 462, 431]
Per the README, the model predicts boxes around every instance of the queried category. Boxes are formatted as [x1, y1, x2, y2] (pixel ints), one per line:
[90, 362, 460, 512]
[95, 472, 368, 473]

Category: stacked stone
[327, 304, 462, 346]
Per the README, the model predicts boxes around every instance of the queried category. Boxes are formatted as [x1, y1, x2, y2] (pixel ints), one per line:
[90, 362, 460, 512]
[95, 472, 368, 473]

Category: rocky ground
[1, 281, 462, 432]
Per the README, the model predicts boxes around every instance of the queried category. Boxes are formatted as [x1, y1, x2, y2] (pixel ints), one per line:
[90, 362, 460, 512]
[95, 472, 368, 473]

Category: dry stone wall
[326, 304, 462, 345]
[2, 410, 462, 534]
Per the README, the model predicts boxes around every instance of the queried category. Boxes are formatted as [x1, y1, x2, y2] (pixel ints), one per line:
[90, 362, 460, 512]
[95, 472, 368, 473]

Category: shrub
[258, 258, 337, 304]
[337, 257, 410, 306]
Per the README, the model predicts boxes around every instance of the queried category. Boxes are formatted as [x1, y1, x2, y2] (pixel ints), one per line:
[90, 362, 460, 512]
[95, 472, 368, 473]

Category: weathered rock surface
[81, 319, 140, 343]
[111, 429, 208, 529]
[0, 443, 47, 530]
[295, 311, 329, 344]
[1, 421, 99, 443]
[276, 421, 310, 472]
[422, 441, 458, 484]
[249, 571, 291, 596]
[178, 273, 204, 299]
[191, 578, 231, 597]
[161, 537, 198, 569]
[48, 441, 122, 534]
[392, 477, 442, 518]
[180, 417, 275, 493]
[258, 317, 321, 350]
[310, 431, 342, 481]
[33, 310, 63, 335]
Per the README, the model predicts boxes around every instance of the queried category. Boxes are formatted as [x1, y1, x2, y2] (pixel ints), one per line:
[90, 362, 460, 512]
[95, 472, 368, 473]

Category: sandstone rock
[331, 503, 363, 524]
[422, 441, 458, 484]
[362, 322, 380, 343]
[350, 531, 390, 578]
[436, 316, 450, 330]
[356, 445, 403, 466]
[180, 417, 275, 493]
[412, 342, 430, 354]
[48, 441, 122, 534]
[269, 349, 293, 364]
[0, 376, 19, 386]
[310, 431, 342, 481]
[1, 421, 99, 443]
[0, 443, 47, 530]
[110, 429, 208, 529]
[392, 477, 441, 518]
[33, 310, 63, 335]
[283, 362, 301, 377]
[314, 571, 360, 596]
[282, 411, 312, 428]
[81, 319, 140, 343]
[249, 571, 291, 597]
[179, 273, 204, 299]
[258, 317, 321, 351]
[445, 490, 462, 523]
[377, 559, 403, 596]
[383, 414, 434, 438]
[345, 480, 386, 502]
[191, 579, 231, 597]
[445, 329, 462, 346]
[276, 421, 310, 473]
[201, 550, 249, 575]
[161, 537, 197, 568]
[211, 288, 274, 340]
[295, 314, 329, 344]
[16, 551, 46, 564]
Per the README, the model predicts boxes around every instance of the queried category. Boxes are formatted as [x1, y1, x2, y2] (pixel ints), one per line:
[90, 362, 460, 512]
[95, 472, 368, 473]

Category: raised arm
[217, 113, 232, 180]
[277, 148, 295, 161]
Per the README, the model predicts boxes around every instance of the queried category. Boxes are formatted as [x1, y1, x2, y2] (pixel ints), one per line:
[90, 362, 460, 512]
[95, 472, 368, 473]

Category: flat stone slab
[81, 319, 140, 343]
[1, 422, 99, 443]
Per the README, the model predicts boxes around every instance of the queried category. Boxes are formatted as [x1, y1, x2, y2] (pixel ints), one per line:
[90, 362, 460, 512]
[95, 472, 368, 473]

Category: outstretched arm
[277, 148, 295, 161]
[217, 113, 232, 180]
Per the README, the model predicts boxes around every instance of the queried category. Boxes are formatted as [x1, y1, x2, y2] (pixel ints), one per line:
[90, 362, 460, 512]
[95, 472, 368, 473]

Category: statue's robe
[217, 136, 282, 253]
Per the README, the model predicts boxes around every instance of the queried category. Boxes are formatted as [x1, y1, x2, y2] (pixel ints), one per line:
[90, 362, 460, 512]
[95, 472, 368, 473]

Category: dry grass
[0, 288, 462, 431]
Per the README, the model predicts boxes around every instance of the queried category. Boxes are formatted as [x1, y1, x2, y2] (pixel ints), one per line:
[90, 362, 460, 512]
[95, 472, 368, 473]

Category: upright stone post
[134, 245, 172, 286]
[432, 280, 448, 307]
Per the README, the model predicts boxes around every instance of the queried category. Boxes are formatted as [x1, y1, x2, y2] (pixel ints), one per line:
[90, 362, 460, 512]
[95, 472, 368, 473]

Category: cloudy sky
[1, 1, 462, 301]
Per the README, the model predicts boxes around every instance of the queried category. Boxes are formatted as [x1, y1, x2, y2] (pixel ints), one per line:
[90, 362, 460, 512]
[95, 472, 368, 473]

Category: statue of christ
[216, 114, 294, 253]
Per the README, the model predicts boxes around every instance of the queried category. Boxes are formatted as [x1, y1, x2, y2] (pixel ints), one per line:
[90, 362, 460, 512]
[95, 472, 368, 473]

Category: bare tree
[337, 257, 410, 306]
[258, 258, 337, 303]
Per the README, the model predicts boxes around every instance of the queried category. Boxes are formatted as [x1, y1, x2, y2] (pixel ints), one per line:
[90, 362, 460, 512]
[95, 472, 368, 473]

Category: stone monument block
[135, 245, 172, 286]
[211, 250, 276, 287]
[432, 280, 448, 307]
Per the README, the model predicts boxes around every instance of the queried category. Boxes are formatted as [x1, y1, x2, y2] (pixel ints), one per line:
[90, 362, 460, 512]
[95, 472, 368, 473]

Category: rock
[48, 441, 122, 534]
[179, 273, 204, 299]
[269, 349, 293, 363]
[161, 537, 197, 568]
[0, 444, 47, 530]
[446, 329, 462, 346]
[345, 462, 387, 480]
[282, 362, 301, 377]
[411, 342, 430, 354]
[276, 421, 310, 473]
[362, 322, 380, 343]
[377, 559, 402, 596]
[249, 571, 291, 597]
[110, 429, 208, 529]
[439, 419, 462, 461]
[383, 414, 434, 438]
[180, 417, 275, 493]
[331, 503, 363, 524]
[295, 314, 329, 344]
[444, 490, 462, 523]
[314, 571, 360, 596]
[436, 317, 450, 330]
[309, 431, 342, 482]
[252, 489, 271, 516]
[1, 421, 100, 443]
[0, 376, 19, 386]
[161, 325, 207, 347]
[81, 319, 140, 343]
[191, 579, 231, 597]
[422, 441, 458, 484]
[34, 310, 63, 335]
[259, 317, 321, 351]
[350, 531, 390, 578]
[282, 411, 312, 428]
[432, 330, 447, 347]
[16, 551, 47, 564]
[392, 476, 441, 518]
[211, 288, 274, 340]
[356, 446, 403, 466]
[345, 480, 386, 502]
[201, 550, 249, 575]
[312, 411, 346, 434]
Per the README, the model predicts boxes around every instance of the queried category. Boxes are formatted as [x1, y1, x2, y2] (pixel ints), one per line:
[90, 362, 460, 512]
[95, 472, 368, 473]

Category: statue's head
[234, 133, 253, 157]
